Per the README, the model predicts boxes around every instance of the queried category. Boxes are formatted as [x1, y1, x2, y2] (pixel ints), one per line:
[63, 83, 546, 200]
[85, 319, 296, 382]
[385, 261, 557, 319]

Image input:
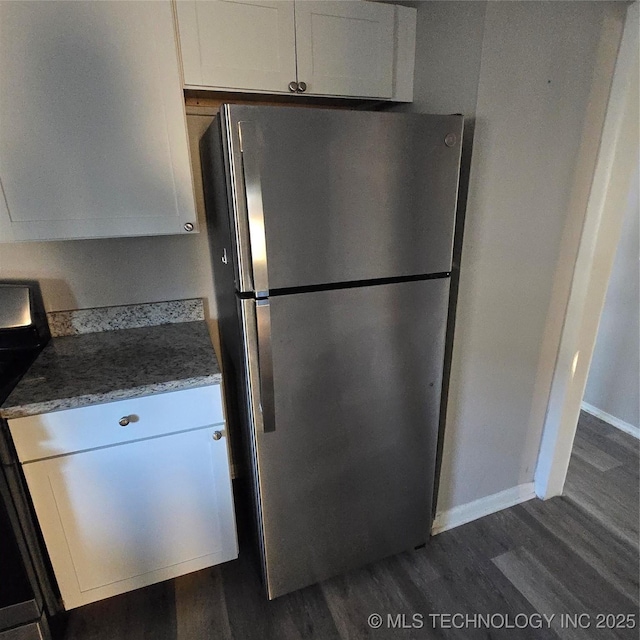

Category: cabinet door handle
[288, 81, 298, 92]
[297, 81, 307, 93]
[119, 416, 130, 427]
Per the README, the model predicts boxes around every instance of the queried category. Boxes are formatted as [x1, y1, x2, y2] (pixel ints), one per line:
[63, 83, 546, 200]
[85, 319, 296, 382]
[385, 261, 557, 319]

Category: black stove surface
[0, 349, 41, 407]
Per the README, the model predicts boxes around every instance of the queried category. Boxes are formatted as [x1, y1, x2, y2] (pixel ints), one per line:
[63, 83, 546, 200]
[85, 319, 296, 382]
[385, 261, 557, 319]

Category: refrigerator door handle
[244, 298, 276, 434]
[238, 121, 269, 298]
[256, 300, 276, 433]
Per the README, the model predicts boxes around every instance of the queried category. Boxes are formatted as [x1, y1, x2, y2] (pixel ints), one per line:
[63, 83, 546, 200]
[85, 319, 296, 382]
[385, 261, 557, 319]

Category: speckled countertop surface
[0, 322, 221, 419]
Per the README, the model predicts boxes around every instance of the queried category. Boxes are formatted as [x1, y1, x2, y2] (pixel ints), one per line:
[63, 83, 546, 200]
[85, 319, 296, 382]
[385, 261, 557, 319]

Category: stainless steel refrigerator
[201, 104, 463, 599]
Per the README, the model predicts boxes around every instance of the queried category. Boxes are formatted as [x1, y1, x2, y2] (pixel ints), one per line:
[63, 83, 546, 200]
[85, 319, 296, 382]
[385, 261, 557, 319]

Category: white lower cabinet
[10, 387, 237, 610]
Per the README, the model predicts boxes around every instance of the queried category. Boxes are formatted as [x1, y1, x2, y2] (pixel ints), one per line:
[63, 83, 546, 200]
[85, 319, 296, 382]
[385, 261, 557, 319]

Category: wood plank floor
[61, 411, 639, 639]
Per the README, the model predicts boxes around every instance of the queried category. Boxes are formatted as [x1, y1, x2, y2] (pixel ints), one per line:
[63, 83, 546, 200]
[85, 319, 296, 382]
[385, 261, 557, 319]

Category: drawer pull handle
[212, 430, 223, 441]
[119, 416, 131, 427]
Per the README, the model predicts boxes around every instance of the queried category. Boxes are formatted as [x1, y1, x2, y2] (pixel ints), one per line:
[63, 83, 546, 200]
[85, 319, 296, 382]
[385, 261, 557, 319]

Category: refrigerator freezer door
[242, 278, 450, 598]
[225, 105, 463, 293]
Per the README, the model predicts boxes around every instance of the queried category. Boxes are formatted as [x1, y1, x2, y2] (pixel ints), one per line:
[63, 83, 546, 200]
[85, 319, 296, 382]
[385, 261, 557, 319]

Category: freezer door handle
[238, 121, 269, 298]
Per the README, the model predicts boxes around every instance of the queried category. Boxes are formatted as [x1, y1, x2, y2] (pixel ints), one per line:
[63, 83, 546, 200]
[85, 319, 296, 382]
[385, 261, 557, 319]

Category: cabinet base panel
[63, 549, 238, 610]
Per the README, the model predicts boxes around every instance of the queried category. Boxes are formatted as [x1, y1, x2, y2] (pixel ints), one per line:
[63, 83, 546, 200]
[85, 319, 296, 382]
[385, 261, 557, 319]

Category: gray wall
[583, 168, 640, 428]
[401, 1, 624, 513]
[0, 232, 211, 311]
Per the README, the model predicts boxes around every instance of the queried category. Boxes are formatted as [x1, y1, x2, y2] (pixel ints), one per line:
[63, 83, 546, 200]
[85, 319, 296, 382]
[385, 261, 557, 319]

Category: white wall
[532, 1, 637, 498]
[402, 1, 625, 518]
[583, 169, 640, 428]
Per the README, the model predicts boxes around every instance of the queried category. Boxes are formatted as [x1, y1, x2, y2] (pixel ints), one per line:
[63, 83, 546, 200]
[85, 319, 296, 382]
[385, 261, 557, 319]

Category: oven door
[0, 422, 61, 633]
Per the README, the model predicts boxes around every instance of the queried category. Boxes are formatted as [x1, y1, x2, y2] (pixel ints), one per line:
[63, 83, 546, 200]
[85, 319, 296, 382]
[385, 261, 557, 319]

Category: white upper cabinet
[0, 1, 197, 242]
[176, 0, 297, 93]
[175, 0, 416, 101]
[294, 1, 394, 99]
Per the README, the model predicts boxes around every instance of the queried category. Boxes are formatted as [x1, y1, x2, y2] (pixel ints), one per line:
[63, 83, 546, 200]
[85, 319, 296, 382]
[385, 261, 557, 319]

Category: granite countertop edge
[1, 311, 222, 421]
[1, 374, 222, 420]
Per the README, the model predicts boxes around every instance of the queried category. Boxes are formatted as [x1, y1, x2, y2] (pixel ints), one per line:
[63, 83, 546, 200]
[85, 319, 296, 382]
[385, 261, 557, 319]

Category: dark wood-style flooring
[61, 411, 639, 639]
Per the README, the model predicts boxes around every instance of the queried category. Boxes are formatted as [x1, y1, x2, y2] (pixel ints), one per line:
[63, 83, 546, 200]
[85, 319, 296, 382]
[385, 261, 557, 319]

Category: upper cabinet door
[0, 1, 196, 242]
[294, 1, 395, 98]
[176, 0, 297, 94]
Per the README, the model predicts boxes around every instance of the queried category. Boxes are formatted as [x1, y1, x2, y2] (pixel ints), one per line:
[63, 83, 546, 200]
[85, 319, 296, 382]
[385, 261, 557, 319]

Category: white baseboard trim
[581, 402, 640, 440]
[431, 483, 536, 535]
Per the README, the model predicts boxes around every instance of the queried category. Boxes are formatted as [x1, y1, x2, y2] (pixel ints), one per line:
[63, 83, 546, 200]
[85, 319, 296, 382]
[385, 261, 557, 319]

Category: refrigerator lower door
[242, 278, 450, 598]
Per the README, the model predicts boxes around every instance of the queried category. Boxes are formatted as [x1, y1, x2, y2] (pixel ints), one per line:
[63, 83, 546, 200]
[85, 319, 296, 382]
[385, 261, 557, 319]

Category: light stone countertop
[0, 321, 221, 419]
[46, 299, 205, 337]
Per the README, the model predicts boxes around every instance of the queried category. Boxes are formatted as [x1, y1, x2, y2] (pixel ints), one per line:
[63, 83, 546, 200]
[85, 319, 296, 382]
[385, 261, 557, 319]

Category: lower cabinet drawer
[22, 424, 237, 609]
[9, 385, 224, 462]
